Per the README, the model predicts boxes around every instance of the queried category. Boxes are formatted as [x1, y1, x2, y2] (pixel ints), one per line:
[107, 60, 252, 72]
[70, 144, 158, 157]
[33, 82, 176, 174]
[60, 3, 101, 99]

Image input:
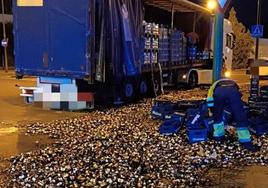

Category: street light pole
[1, 0, 8, 72]
[255, 0, 261, 60]
[212, 11, 224, 82]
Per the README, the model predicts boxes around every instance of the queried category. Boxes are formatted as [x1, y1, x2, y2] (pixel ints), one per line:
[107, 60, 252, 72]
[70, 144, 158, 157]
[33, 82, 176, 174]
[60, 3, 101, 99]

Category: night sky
[229, 0, 268, 38]
[192, 0, 268, 38]
[1, 1, 267, 37]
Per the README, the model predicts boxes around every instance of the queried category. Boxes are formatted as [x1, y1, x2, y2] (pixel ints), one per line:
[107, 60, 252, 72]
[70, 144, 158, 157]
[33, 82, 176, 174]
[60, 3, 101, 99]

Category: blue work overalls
[208, 79, 251, 143]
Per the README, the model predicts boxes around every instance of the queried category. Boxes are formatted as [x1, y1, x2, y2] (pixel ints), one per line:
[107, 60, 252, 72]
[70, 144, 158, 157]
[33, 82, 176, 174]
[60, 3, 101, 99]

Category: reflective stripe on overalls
[206, 79, 234, 107]
[237, 127, 251, 143]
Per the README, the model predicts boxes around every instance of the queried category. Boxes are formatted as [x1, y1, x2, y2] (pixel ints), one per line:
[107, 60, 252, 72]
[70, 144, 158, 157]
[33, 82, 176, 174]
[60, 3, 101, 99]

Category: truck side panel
[13, 0, 91, 79]
[14, 3, 48, 75]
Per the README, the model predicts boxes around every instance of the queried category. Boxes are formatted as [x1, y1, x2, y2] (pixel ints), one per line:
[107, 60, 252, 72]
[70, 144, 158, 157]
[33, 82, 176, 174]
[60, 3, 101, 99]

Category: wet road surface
[0, 70, 268, 187]
[0, 71, 84, 157]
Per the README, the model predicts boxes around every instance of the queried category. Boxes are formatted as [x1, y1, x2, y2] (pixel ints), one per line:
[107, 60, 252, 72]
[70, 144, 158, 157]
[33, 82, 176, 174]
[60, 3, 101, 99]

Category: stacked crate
[142, 22, 159, 64]
[170, 29, 184, 63]
[197, 51, 210, 60]
[260, 86, 268, 99]
[143, 21, 151, 64]
[182, 36, 187, 62]
[158, 26, 169, 63]
[188, 46, 197, 60]
[248, 76, 259, 114]
[250, 76, 259, 99]
[248, 76, 268, 116]
[142, 22, 210, 65]
[151, 23, 159, 64]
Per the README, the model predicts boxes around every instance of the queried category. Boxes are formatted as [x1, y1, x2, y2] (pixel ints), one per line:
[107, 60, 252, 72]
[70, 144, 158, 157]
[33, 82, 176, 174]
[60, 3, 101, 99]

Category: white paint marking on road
[0, 127, 18, 135]
[0, 77, 36, 82]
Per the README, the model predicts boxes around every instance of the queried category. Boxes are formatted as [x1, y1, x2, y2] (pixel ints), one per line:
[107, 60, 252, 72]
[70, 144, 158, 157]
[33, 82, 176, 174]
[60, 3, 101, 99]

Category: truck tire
[123, 81, 135, 101]
[188, 72, 198, 88]
[139, 79, 148, 97]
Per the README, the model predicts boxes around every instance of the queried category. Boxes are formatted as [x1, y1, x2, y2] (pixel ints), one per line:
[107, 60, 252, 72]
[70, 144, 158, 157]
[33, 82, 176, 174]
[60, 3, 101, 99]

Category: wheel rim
[140, 81, 148, 95]
[125, 83, 134, 98]
[189, 74, 197, 87]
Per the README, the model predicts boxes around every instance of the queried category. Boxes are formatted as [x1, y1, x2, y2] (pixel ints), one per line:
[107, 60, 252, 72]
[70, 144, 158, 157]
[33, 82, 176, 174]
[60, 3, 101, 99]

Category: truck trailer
[13, 0, 234, 110]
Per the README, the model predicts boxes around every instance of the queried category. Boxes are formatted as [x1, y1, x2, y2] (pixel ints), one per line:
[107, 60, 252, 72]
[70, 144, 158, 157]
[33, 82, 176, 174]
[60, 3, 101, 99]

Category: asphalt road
[230, 69, 250, 84]
[0, 69, 251, 125]
[0, 69, 255, 157]
[0, 69, 268, 187]
[0, 69, 259, 158]
[0, 71, 83, 123]
[0, 70, 82, 157]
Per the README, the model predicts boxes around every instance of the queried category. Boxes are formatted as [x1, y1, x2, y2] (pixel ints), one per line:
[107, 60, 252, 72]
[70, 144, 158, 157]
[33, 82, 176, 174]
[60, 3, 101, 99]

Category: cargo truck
[13, 0, 234, 110]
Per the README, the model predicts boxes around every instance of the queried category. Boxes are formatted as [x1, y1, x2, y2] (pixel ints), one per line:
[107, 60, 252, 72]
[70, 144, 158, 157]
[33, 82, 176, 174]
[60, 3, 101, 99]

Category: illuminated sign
[217, 0, 231, 12]
[17, 0, 43, 7]
[251, 25, 264, 38]
[218, 0, 228, 9]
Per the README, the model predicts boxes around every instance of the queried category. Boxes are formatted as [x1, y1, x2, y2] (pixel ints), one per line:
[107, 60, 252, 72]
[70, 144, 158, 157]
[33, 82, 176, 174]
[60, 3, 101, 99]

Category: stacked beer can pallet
[142, 21, 159, 64]
[158, 26, 169, 64]
[188, 46, 197, 60]
[170, 29, 185, 64]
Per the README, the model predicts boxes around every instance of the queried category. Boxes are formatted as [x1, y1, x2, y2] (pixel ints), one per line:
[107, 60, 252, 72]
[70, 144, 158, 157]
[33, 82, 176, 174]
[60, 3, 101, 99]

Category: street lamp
[207, 0, 224, 82]
[207, 0, 217, 11]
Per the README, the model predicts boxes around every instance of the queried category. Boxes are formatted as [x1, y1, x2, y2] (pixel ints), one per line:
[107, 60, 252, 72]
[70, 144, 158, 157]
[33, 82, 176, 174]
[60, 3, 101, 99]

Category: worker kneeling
[207, 79, 259, 152]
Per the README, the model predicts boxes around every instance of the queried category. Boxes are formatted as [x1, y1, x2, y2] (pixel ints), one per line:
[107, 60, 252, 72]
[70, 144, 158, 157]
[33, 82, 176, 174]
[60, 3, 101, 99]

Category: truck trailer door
[47, 0, 90, 78]
[14, 0, 49, 75]
[13, 0, 92, 79]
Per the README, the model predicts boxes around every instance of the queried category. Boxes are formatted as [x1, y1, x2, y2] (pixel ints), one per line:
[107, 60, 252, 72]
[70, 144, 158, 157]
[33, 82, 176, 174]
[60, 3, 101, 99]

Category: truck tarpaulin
[96, 0, 143, 81]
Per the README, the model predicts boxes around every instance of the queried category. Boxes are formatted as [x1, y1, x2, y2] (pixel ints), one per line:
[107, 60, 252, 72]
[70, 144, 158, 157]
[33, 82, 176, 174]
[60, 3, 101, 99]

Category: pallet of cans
[197, 50, 210, 60]
[170, 29, 185, 63]
[188, 46, 197, 60]
[142, 21, 159, 64]
[142, 52, 151, 64]
[159, 26, 169, 62]
[182, 36, 187, 62]
[152, 23, 159, 36]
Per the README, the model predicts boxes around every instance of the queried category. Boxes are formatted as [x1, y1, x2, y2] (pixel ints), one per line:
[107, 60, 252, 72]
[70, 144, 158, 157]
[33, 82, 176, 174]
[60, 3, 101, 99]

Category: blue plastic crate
[159, 113, 185, 136]
[186, 112, 206, 134]
[249, 117, 268, 136]
[151, 101, 176, 120]
[151, 106, 164, 119]
[249, 123, 268, 136]
[186, 108, 201, 119]
[187, 127, 208, 143]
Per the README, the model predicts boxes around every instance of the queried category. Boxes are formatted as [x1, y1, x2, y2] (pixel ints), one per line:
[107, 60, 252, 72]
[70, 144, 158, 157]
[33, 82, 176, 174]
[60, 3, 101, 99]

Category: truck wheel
[188, 72, 198, 88]
[139, 79, 148, 97]
[125, 83, 134, 97]
[123, 81, 135, 102]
